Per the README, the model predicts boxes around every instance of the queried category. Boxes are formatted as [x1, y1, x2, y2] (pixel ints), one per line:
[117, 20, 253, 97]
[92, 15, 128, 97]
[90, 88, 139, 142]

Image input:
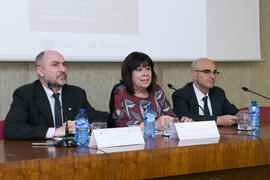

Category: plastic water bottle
[144, 105, 155, 137]
[248, 101, 260, 130]
[75, 109, 89, 146]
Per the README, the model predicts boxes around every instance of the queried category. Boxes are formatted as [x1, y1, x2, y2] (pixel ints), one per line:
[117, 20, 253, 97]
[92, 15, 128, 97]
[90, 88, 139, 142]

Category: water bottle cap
[78, 109, 85, 113]
[147, 105, 152, 109]
[252, 101, 257, 104]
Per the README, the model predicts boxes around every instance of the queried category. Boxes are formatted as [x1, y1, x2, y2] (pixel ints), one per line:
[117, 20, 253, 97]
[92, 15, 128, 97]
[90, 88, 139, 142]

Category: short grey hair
[35, 51, 46, 67]
[191, 58, 211, 71]
[191, 59, 200, 71]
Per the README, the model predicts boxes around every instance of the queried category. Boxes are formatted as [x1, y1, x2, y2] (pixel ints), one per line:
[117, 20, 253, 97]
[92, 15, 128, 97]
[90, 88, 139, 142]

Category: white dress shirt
[192, 83, 213, 116]
[42, 84, 63, 138]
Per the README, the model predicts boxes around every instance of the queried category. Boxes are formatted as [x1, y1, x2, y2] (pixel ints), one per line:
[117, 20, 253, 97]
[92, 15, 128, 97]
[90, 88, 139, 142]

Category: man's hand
[180, 117, 193, 122]
[216, 115, 238, 126]
[155, 115, 174, 129]
[54, 126, 65, 137]
[54, 120, 76, 137]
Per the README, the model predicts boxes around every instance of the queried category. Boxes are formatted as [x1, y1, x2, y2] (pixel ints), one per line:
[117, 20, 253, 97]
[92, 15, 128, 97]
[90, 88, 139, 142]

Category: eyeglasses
[194, 69, 220, 75]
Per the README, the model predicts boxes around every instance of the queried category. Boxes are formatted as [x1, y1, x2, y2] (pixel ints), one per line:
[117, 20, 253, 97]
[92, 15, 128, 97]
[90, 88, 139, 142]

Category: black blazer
[172, 82, 239, 121]
[4, 80, 108, 140]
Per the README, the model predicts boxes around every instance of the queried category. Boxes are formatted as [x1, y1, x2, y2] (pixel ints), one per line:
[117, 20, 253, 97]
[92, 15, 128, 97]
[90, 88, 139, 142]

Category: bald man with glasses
[172, 58, 239, 126]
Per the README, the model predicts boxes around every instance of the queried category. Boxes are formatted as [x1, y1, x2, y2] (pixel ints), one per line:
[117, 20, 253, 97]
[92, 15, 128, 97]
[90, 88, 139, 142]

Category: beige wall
[0, 0, 269, 120]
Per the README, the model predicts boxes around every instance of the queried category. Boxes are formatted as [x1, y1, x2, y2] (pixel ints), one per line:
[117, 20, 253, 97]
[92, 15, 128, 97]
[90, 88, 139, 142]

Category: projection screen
[0, 0, 261, 62]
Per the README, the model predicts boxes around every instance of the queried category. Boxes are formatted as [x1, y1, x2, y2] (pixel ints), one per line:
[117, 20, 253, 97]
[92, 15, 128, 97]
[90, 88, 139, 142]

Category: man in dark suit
[4, 50, 107, 139]
[172, 58, 239, 126]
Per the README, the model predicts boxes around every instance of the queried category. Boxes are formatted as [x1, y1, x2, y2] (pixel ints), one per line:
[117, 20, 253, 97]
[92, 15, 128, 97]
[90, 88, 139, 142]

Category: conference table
[0, 124, 270, 180]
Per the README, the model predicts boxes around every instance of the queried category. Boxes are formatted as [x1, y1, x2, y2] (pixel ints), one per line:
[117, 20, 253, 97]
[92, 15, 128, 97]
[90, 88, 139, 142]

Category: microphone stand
[195, 104, 206, 121]
[242, 87, 270, 101]
[168, 83, 206, 121]
[47, 82, 76, 147]
[55, 107, 77, 147]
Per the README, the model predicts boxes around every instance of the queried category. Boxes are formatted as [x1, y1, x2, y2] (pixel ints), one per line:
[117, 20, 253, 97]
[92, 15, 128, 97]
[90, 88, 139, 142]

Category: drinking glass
[163, 117, 174, 137]
[237, 111, 252, 131]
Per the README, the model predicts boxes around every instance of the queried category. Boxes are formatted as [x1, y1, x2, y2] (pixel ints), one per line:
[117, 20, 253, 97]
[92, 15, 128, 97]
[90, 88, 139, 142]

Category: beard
[47, 72, 67, 88]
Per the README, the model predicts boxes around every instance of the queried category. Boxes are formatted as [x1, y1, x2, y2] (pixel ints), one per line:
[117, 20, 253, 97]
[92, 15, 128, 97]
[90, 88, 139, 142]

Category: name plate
[170, 121, 220, 140]
[96, 144, 145, 154]
[178, 137, 220, 147]
[89, 126, 145, 148]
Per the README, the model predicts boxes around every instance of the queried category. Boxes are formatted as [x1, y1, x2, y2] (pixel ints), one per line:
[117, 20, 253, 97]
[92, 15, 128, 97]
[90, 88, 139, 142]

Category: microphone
[169, 83, 206, 121]
[242, 87, 248, 92]
[242, 87, 270, 101]
[168, 83, 177, 91]
[47, 82, 53, 90]
[47, 82, 76, 147]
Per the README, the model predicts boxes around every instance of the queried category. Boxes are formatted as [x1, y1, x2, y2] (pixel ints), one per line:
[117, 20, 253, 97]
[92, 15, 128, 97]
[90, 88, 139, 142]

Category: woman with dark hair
[111, 52, 190, 130]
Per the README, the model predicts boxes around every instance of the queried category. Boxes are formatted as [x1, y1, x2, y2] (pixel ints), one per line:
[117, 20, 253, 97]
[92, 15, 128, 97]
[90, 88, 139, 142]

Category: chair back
[240, 106, 270, 124]
[0, 120, 5, 140]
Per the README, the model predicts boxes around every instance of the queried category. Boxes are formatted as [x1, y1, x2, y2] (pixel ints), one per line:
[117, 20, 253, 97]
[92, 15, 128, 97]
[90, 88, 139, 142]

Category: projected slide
[0, 0, 261, 61]
[28, 0, 138, 34]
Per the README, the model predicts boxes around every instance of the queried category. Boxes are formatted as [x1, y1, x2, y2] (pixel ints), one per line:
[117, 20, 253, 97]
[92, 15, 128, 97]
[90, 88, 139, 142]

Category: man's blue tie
[202, 96, 210, 116]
